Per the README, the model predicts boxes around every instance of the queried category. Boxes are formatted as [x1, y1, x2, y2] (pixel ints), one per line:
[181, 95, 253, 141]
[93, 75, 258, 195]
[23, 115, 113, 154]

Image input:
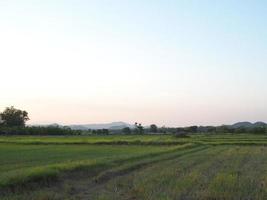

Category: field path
[82, 146, 267, 200]
[3, 136, 267, 200]
[69, 145, 209, 200]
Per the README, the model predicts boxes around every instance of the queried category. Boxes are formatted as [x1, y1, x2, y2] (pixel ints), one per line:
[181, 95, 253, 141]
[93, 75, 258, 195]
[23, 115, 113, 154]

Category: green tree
[0, 106, 29, 127]
[150, 124, 158, 133]
[135, 122, 144, 134]
[122, 127, 131, 134]
[186, 126, 198, 133]
[251, 127, 266, 134]
[102, 129, 109, 135]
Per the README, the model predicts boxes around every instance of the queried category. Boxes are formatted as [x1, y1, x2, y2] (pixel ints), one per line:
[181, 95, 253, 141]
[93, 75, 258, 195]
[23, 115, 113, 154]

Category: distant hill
[29, 121, 267, 130]
[231, 122, 253, 128]
[254, 122, 267, 127]
[231, 121, 267, 128]
[29, 122, 134, 130]
[28, 123, 62, 127]
[69, 122, 134, 130]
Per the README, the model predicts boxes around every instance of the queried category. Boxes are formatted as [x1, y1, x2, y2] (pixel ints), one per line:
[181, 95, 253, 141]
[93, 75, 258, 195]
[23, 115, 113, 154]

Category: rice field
[1, 133, 267, 145]
[92, 145, 267, 200]
[1, 134, 267, 199]
[0, 143, 177, 188]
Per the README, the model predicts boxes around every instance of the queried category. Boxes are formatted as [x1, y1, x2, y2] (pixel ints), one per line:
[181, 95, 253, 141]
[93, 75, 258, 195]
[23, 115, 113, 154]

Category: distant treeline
[0, 125, 117, 136]
[158, 125, 267, 135]
[0, 106, 266, 135]
[0, 126, 81, 136]
[0, 124, 266, 136]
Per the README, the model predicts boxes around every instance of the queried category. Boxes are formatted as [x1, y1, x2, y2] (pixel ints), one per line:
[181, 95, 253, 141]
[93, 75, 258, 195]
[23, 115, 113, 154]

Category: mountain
[231, 122, 253, 128]
[231, 121, 266, 128]
[69, 122, 133, 130]
[254, 121, 267, 127]
[28, 123, 62, 127]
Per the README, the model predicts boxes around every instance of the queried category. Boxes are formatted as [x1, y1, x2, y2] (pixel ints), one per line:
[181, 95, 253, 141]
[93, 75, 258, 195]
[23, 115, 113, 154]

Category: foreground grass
[0, 135, 176, 144]
[0, 144, 179, 189]
[1, 134, 267, 145]
[1, 143, 201, 200]
[92, 145, 267, 200]
[2, 134, 267, 199]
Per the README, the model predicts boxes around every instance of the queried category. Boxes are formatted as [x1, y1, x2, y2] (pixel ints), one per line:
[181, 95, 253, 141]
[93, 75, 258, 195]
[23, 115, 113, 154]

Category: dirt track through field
[3, 142, 267, 200]
[85, 146, 267, 200]
[69, 145, 209, 199]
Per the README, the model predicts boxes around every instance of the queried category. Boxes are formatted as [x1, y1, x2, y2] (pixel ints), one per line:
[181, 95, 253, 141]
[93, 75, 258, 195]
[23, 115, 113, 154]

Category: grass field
[1, 134, 267, 199]
[0, 143, 179, 188]
[1, 134, 267, 145]
[92, 145, 267, 200]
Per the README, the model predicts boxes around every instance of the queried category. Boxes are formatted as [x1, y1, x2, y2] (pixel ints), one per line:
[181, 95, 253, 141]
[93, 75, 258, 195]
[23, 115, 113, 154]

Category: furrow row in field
[88, 146, 267, 200]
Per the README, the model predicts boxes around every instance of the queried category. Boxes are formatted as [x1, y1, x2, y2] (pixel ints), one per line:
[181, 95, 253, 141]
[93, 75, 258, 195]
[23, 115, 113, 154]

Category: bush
[251, 127, 266, 134]
[174, 132, 190, 138]
[91, 129, 109, 135]
[122, 127, 131, 134]
[0, 126, 82, 136]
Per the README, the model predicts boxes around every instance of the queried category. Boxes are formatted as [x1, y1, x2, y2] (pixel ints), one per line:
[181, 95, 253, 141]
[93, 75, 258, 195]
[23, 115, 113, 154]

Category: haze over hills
[230, 122, 267, 128]
[29, 121, 267, 130]
[69, 122, 134, 130]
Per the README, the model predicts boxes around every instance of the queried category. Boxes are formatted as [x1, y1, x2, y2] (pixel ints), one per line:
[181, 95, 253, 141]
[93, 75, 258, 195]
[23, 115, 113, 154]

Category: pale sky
[1, 1, 267, 126]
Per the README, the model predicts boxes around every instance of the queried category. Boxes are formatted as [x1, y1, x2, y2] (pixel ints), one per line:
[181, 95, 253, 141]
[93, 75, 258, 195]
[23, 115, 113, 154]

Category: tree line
[0, 107, 81, 135]
[0, 106, 266, 135]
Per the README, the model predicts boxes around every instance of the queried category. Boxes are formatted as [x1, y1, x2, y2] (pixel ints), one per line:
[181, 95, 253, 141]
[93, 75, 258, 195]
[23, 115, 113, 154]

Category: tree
[0, 116, 3, 126]
[216, 125, 234, 133]
[150, 124, 158, 133]
[122, 127, 131, 134]
[251, 127, 266, 134]
[234, 127, 247, 134]
[135, 122, 144, 134]
[102, 129, 109, 135]
[186, 126, 198, 133]
[95, 129, 109, 135]
[158, 126, 167, 134]
[0, 106, 29, 127]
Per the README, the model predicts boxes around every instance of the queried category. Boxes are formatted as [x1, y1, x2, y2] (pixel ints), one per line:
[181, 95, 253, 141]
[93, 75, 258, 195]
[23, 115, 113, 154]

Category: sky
[0, 0, 267, 126]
